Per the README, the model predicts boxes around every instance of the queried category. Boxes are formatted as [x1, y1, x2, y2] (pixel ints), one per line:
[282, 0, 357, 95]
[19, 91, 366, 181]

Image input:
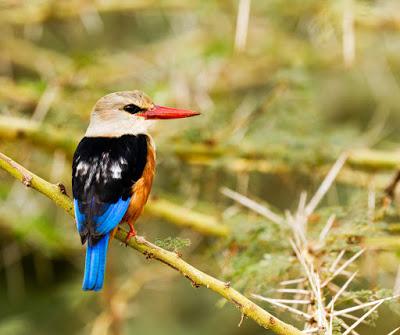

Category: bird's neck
[85, 112, 154, 138]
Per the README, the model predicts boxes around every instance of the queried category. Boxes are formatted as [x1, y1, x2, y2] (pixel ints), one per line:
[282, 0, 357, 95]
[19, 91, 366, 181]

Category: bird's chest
[124, 140, 156, 222]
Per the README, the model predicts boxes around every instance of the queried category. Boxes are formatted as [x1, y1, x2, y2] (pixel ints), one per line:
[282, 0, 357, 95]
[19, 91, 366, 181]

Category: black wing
[72, 134, 148, 244]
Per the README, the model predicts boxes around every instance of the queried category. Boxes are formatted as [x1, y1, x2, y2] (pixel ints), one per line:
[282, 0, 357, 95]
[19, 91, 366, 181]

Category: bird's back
[72, 134, 148, 244]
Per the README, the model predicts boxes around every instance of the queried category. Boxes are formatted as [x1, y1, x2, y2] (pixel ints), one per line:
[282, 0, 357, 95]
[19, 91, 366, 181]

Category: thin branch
[0, 151, 303, 335]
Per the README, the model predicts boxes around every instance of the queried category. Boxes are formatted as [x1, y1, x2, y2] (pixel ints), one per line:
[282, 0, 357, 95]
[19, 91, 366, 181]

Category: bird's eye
[123, 104, 143, 114]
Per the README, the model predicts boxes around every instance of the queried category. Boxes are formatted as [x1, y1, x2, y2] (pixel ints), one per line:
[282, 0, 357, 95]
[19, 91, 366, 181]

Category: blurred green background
[2, 1, 400, 334]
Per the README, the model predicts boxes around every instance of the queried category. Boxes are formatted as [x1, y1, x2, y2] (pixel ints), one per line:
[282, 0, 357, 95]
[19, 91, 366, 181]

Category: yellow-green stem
[0, 151, 303, 335]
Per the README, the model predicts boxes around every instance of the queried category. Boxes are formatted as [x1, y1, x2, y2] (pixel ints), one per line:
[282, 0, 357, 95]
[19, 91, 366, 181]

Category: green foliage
[154, 237, 191, 253]
[1, 1, 400, 334]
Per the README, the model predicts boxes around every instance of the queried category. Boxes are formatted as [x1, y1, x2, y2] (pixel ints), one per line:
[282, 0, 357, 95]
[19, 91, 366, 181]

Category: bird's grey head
[85, 90, 200, 138]
[85, 91, 155, 137]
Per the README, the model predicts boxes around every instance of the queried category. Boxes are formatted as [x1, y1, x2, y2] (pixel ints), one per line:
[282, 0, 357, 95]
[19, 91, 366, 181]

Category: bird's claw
[125, 225, 137, 246]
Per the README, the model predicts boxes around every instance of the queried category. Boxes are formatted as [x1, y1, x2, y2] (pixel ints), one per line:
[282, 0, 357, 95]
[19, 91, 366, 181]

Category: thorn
[322, 249, 365, 287]
[334, 295, 399, 316]
[274, 288, 310, 295]
[327, 271, 358, 309]
[388, 327, 400, 335]
[280, 278, 306, 286]
[22, 174, 32, 187]
[252, 294, 312, 320]
[57, 182, 68, 196]
[342, 300, 384, 335]
[318, 214, 336, 243]
[238, 313, 245, 327]
[340, 313, 368, 324]
[220, 187, 283, 225]
[305, 153, 348, 216]
[224, 281, 231, 288]
[260, 298, 311, 305]
[338, 318, 361, 335]
[188, 278, 200, 288]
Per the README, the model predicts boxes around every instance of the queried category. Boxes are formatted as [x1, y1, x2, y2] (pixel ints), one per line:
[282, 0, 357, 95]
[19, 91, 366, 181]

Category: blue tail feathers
[82, 234, 110, 291]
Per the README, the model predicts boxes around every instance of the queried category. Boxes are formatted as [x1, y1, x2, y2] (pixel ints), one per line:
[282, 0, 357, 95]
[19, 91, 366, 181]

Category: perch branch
[0, 151, 303, 335]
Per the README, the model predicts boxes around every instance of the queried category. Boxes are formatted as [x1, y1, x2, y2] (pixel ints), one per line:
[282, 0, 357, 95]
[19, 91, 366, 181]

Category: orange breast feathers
[123, 138, 156, 225]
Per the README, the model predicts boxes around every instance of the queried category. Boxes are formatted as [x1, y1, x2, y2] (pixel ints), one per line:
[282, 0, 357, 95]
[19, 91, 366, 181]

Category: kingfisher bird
[72, 91, 199, 291]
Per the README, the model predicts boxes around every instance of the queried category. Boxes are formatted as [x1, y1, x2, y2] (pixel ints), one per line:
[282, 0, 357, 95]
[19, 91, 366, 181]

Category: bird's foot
[125, 225, 137, 246]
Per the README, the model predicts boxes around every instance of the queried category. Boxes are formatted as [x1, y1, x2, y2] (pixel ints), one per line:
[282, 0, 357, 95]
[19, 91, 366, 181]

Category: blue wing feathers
[73, 197, 130, 235]
[94, 198, 131, 234]
[74, 198, 85, 233]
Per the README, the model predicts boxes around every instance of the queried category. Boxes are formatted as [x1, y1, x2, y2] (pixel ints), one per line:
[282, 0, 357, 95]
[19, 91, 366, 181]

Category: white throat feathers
[85, 110, 155, 138]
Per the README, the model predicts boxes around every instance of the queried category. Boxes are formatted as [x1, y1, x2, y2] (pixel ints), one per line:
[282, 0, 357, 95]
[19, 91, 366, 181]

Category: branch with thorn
[223, 153, 400, 335]
[0, 151, 303, 335]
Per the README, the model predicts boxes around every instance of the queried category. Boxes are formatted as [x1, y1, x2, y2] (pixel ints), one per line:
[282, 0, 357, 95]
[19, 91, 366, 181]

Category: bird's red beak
[138, 105, 200, 120]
